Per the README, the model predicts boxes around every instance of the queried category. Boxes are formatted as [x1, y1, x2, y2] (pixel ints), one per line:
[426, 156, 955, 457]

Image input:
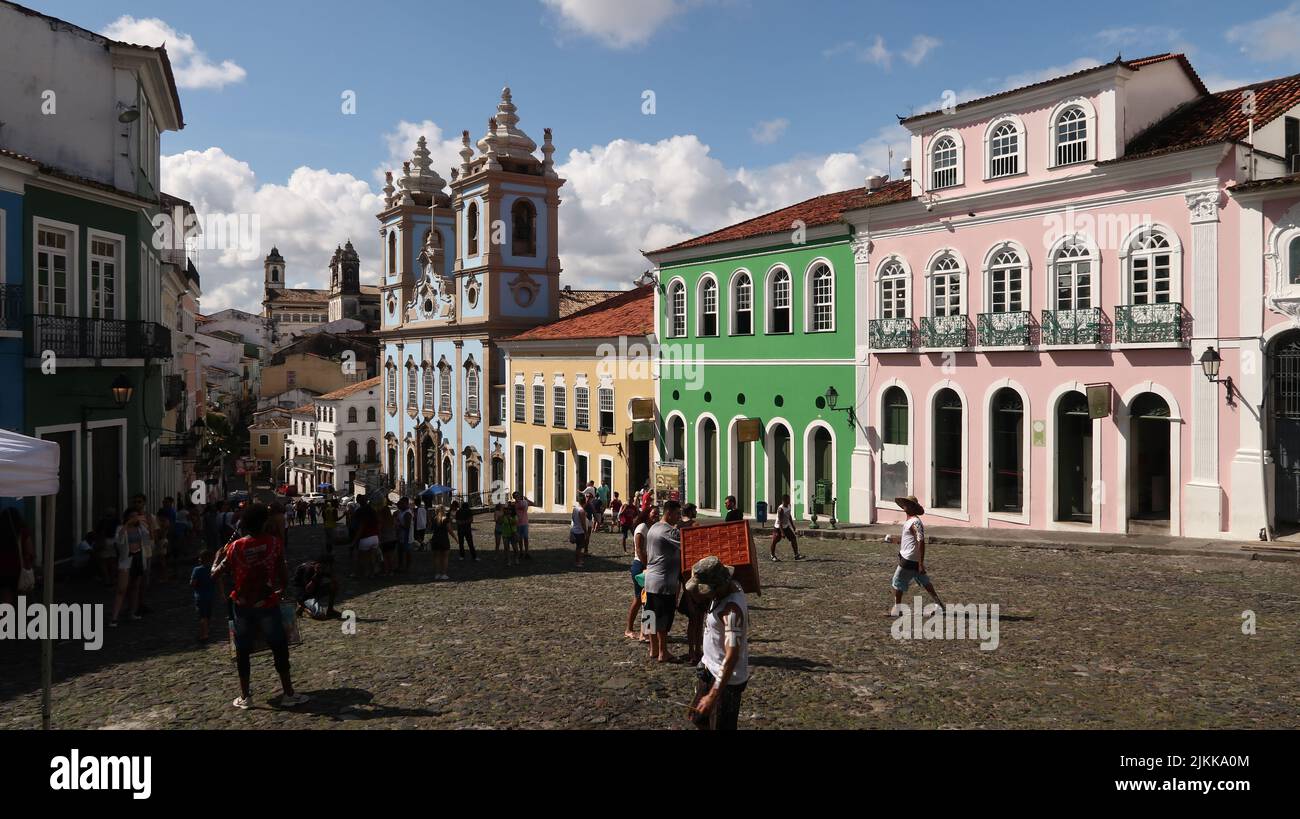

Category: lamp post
[824, 385, 857, 427]
[1199, 346, 1236, 407]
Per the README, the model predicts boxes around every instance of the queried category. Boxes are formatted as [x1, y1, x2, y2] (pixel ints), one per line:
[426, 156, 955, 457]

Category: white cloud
[375, 119, 467, 186]
[863, 36, 892, 68]
[902, 35, 941, 66]
[1226, 3, 1300, 62]
[101, 16, 246, 90]
[750, 117, 789, 145]
[541, 0, 685, 49]
[161, 147, 383, 313]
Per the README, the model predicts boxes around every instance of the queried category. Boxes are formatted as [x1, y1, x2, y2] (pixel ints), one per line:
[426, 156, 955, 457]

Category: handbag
[9, 514, 34, 594]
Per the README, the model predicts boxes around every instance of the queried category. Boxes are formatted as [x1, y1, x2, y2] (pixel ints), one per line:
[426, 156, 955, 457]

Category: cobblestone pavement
[2, 521, 1297, 729]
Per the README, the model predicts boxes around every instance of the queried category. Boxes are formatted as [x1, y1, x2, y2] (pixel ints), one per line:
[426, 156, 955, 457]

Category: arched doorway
[1055, 391, 1093, 523]
[767, 422, 792, 508]
[990, 388, 1024, 514]
[406, 449, 416, 488]
[933, 388, 963, 509]
[880, 386, 909, 500]
[1128, 392, 1171, 526]
[442, 455, 453, 489]
[387, 446, 397, 489]
[810, 426, 833, 517]
[699, 418, 717, 509]
[1269, 331, 1300, 527]
[668, 415, 685, 461]
[731, 422, 753, 513]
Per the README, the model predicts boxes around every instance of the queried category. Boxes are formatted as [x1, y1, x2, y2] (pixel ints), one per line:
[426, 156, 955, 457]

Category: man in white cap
[686, 555, 749, 730]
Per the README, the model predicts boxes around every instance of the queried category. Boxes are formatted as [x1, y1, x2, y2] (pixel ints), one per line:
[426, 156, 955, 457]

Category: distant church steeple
[264, 246, 285, 291]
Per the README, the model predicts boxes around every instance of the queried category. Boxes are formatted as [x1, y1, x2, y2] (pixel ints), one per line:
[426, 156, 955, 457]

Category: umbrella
[419, 484, 454, 497]
[317, 483, 333, 491]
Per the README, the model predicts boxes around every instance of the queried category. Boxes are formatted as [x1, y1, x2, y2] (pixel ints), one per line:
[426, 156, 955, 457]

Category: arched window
[438, 358, 452, 416]
[466, 362, 480, 417]
[990, 387, 1024, 514]
[768, 268, 792, 333]
[931, 135, 959, 189]
[1291, 236, 1300, 285]
[987, 248, 1024, 313]
[880, 386, 909, 499]
[1054, 106, 1089, 166]
[1127, 229, 1175, 305]
[699, 276, 718, 336]
[807, 263, 834, 331]
[668, 280, 686, 338]
[930, 255, 963, 316]
[699, 418, 717, 509]
[467, 202, 479, 256]
[347, 440, 358, 463]
[932, 388, 963, 509]
[367, 439, 377, 462]
[422, 362, 434, 410]
[367, 406, 376, 423]
[511, 199, 537, 256]
[387, 230, 397, 276]
[731, 272, 752, 335]
[988, 119, 1021, 178]
[878, 260, 907, 319]
[1053, 239, 1094, 311]
[406, 361, 418, 410]
[385, 359, 397, 410]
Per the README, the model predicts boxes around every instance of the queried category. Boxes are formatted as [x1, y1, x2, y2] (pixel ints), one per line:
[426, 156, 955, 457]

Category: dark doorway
[1129, 392, 1171, 523]
[630, 436, 651, 500]
[990, 388, 1023, 513]
[699, 419, 717, 508]
[1055, 391, 1093, 523]
[1271, 331, 1300, 526]
[811, 427, 832, 516]
[933, 388, 963, 509]
[769, 424, 792, 507]
[46, 429, 77, 562]
[91, 425, 122, 525]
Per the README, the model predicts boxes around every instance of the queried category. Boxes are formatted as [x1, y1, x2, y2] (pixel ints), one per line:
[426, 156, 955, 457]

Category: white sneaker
[232, 696, 251, 710]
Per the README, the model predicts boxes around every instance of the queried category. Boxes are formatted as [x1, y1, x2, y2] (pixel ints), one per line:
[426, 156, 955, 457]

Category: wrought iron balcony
[1114, 302, 1184, 344]
[25, 314, 172, 359]
[0, 284, 21, 332]
[919, 314, 972, 348]
[977, 311, 1032, 347]
[869, 318, 914, 350]
[1041, 308, 1104, 345]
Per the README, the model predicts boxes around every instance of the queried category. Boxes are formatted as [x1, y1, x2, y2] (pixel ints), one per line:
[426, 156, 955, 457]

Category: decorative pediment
[508, 272, 541, 308]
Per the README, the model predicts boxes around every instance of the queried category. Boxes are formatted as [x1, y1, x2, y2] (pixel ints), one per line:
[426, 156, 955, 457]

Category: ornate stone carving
[1185, 189, 1221, 223]
[852, 236, 871, 264]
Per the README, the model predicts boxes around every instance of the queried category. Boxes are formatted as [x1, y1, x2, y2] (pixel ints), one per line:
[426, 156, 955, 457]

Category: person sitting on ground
[293, 556, 340, 620]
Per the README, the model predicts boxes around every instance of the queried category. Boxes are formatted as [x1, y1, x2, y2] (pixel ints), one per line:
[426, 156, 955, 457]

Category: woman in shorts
[350, 502, 380, 579]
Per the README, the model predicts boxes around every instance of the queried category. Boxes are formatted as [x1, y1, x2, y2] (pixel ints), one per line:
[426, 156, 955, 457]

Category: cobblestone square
[2, 521, 1297, 729]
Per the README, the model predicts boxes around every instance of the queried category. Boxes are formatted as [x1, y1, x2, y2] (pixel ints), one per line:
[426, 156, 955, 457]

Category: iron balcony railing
[0, 284, 21, 332]
[976, 311, 1032, 347]
[869, 318, 914, 350]
[26, 314, 173, 359]
[1041, 308, 1103, 345]
[1114, 302, 1184, 344]
[919, 314, 972, 348]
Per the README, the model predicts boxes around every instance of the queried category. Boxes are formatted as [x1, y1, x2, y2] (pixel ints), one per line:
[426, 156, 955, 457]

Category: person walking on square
[571, 493, 592, 568]
[395, 497, 414, 574]
[322, 500, 338, 554]
[625, 505, 658, 641]
[513, 491, 534, 561]
[769, 494, 803, 562]
[430, 507, 453, 580]
[644, 500, 683, 663]
[890, 496, 943, 616]
[686, 556, 750, 731]
[499, 504, 518, 567]
[414, 498, 429, 551]
[618, 497, 636, 552]
[191, 549, 215, 643]
[454, 500, 478, 561]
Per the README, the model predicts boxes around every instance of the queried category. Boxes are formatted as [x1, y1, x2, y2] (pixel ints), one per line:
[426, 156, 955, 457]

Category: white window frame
[1047, 97, 1097, 168]
[667, 278, 687, 338]
[697, 273, 719, 337]
[465, 359, 480, 417]
[33, 218, 78, 317]
[438, 357, 452, 416]
[1119, 224, 1183, 306]
[928, 128, 964, 190]
[513, 377, 526, 423]
[552, 379, 567, 428]
[87, 229, 124, 320]
[598, 386, 615, 434]
[766, 265, 793, 334]
[729, 269, 753, 336]
[876, 257, 911, 320]
[982, 241, 1031, 314]
[804, 259, 835, 332]
[925, 249, 967, 317]
[532, 376, 546, 425]
[575, 380, 591, 430]
[984, 115, 1025, 180]
[1047, 233, 1100, 312]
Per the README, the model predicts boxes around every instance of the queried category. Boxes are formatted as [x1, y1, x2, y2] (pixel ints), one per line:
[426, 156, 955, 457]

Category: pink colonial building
[842, 54, 1300, 540]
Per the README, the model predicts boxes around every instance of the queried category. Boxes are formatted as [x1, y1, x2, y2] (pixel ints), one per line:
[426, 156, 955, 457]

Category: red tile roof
[559, 288, 622, 316]
[1228, 173, 1300, 194]
[901, 54, 1206, 124]
[1120, 73, 1300, 161]
[649, 179, 912, 255]
[318, 376, 382, 401]
[506, 286, 654, 341]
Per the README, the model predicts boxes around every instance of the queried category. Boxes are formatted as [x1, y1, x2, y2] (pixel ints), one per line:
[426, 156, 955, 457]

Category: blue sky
[29, 0, 1300, 311]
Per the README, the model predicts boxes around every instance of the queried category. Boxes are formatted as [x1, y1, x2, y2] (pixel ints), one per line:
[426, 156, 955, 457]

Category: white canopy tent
[0, 428, 61, 729]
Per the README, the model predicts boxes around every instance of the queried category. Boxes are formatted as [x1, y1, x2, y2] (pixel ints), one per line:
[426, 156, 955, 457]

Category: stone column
[1184, 189, 1223, 536]
[1230, 202, 1271, 538]
[849, 234, 875, 524]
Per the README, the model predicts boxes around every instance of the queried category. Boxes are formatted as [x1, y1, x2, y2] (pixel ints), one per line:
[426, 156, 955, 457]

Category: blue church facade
[379, 88, 564, 502]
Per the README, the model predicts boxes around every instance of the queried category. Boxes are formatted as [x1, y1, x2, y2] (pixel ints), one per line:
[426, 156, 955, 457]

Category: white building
[284, 405, 317, 493]
[315, 376, 383, 492]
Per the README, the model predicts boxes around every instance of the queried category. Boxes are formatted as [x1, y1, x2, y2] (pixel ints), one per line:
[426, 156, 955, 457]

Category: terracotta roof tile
[649, 180, 911, 255]
[317, 376, 382, 401]
[1119, 73, 1300, 161]
[901, 54, 1205, 124]
[559, 289, 622, 316]
[507, 286, 654, 341]
[266, 288, 331, 303]
[288, 404, 316, 416]
[1229, 173, 1300, 194]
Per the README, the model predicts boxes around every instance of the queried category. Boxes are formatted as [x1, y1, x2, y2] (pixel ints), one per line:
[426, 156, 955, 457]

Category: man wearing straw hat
[890, 496, 944, 616]
[686, 556, 750, 730]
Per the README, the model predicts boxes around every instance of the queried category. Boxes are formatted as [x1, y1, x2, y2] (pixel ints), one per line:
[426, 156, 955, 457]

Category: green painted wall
[656, 236, 856, 521]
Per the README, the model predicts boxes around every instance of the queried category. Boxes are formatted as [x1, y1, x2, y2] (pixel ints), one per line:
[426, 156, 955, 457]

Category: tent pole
[41, 493, 54, 730]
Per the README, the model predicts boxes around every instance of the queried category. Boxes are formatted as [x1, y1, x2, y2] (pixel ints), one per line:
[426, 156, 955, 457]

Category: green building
[645, 187, 887, 524]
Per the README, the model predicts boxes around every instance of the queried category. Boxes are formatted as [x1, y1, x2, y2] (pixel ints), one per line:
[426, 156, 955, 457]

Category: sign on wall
[736, 418, 762, 443]
[630, 398, 655, 421]
[1086, 383, 1112, 419]
[550, 432, 574, 451]
[1031, 419, 1046, 447]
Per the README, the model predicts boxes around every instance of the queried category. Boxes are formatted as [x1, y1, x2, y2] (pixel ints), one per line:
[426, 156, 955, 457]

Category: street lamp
[1199, 346, 1236, 406]
[824, 385, 857, 427]
[110, 374, 134, 407]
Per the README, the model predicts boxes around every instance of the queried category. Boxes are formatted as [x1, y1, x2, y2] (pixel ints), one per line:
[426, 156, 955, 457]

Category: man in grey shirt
[643, 500, 683, 663]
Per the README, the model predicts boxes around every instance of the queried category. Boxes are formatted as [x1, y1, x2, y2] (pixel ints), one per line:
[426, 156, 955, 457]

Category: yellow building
[500, 287, 655, 513]
[248, 408, 290, 484]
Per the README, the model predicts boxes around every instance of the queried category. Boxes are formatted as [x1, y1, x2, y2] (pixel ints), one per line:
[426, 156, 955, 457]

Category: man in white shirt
[686, 556, 749, 730]
[414, 501, 429, 550]
[891, 495, 944, 615]
[768, 494, 804, 562]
